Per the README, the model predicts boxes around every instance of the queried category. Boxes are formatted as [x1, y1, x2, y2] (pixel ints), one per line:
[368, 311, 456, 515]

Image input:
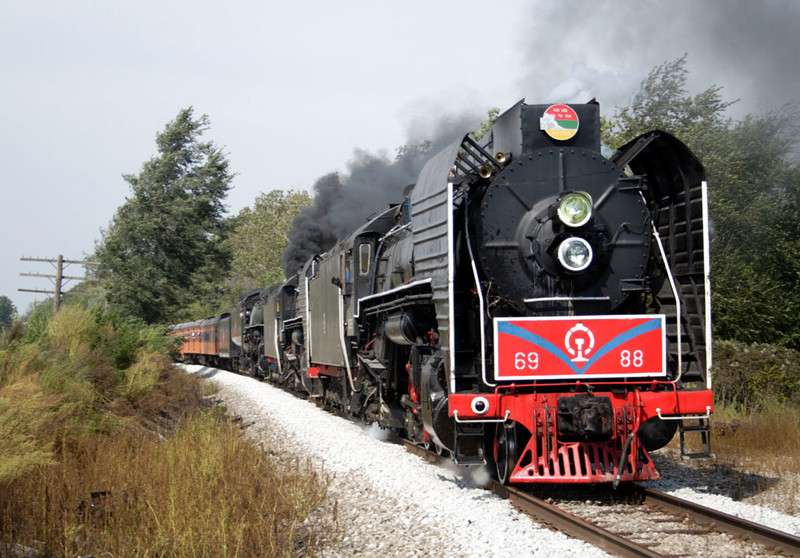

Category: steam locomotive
[171, 100, 713, 485]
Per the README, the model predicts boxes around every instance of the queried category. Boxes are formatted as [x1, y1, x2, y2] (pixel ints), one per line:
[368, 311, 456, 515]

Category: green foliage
[119, 349, 168, 403]
[714, 339, 800, 412]
[603, 55, 800, 349]
[0, 304, 181, 482]
[706, 111, 800, 347]
[0, 377, 57, 481]
[602, 55, 735, 148]
[223, 189, 312, 303]
[0, 296, 15, 332]
[93, 309, 174, 370]
[20, 300, 54, 346]
[48, 304, 99, 358]
[174, 299, 218, 323]
[61, 274, 106, 310]
[95, 108, 233, 324]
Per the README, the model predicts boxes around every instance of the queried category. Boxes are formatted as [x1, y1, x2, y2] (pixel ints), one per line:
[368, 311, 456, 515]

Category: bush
[0, 304, 182, 482]
[0, 303, 329, 556]
[713, 339, 800, 412]
[120, 349, 168, 403]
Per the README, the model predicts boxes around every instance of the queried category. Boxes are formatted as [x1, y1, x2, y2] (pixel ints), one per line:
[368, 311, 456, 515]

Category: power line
[19, 255, 98, 312]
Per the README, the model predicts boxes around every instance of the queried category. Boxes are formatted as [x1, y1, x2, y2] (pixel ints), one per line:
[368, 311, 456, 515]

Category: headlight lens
[557, 237, 593, 272]
[557, 192, 593, 227]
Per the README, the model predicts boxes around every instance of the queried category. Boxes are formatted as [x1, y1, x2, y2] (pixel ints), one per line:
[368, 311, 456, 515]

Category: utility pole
[19, 255, 97, 313]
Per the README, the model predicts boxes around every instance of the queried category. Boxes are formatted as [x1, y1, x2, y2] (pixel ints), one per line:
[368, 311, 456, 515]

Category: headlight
[557, 192, 593, 227]
[557, 237, 593, 272]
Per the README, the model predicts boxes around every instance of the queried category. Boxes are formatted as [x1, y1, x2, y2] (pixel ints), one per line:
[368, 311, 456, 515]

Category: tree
[223, 189, 312, 302]
[708, 114, 800, 347]
[0, 296, 15, 331]
[95, 108, 233, 324]
[604, 56, 800, 348]
[602, 55, 736, 148]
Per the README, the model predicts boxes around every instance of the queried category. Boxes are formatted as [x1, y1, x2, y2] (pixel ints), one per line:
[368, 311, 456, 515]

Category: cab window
[359, 243, 371, 275]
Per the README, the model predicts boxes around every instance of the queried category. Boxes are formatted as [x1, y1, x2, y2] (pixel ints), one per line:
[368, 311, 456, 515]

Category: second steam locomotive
[172, 100, 713, 485]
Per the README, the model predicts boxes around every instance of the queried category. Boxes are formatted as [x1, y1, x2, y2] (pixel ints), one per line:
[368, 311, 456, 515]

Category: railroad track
[206, 369, 799, 557]
[195, 367, 800, 556]
[402, 439, 800, 557]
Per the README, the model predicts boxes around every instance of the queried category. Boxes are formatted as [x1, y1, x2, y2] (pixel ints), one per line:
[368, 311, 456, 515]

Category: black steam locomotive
[172, 100, 713, 484]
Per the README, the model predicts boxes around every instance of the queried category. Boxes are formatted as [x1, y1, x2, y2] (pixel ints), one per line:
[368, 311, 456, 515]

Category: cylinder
[291, 329, 304, 346]
[385, 309, 432, 345]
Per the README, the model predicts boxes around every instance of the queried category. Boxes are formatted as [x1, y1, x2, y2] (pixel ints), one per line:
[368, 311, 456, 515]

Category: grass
[665, 400, 800, 513]
[711, 402, 800, 462]
[710, 339, 800, 472]
[0, 303, 329, 557]
[662, 339, 800, 513]
[1, 411, 328, 557]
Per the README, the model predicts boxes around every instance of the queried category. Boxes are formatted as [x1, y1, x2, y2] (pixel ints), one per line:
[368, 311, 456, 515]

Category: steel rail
[492, 481, 663, 558]
[401, 439, 660, 557]
[187, 367, 800, 557]
[402, 439, 800, 556]
[207, 369, 795, 558]
[642, 487, 800, 557]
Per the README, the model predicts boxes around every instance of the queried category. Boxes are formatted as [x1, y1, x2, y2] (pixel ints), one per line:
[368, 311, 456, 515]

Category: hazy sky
[3, 0, 798, 313]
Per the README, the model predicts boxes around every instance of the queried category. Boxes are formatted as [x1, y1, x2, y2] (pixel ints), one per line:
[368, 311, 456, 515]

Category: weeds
[714, 339, 800, 412]
[658, 339, 800, 513]
[0, 303, 328, 557]
[0, 377, 57, 480]
[1, 413, 327, 557]
[711, 339, 800, 470]
[711, 401, 800, 468]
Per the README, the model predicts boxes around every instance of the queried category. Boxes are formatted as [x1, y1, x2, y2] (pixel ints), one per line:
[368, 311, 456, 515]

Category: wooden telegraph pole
[19, 255, 97, 313]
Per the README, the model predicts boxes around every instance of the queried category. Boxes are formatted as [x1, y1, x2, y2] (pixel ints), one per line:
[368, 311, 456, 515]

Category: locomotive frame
[171, 99, 713, 485]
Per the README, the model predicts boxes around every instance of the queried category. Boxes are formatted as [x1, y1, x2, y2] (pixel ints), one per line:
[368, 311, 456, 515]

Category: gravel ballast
[183, 365, 800, 556]
[185, 365, 609, 557]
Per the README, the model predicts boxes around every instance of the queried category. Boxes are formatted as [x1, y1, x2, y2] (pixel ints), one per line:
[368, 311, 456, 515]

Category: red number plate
[493, 315, 666, 381]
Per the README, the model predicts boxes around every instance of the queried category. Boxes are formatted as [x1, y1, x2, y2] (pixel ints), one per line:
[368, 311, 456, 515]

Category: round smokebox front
[474, 149, 651, 315]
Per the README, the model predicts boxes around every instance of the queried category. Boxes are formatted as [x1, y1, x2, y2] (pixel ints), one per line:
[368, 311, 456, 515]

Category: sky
[2, 0, 798, 313]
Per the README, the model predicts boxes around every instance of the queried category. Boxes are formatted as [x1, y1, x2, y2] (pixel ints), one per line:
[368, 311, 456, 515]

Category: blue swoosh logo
[496, 318, 662, 375]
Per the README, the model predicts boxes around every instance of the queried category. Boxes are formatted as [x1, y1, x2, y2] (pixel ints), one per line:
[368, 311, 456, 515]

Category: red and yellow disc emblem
[540, 104, 579, 141]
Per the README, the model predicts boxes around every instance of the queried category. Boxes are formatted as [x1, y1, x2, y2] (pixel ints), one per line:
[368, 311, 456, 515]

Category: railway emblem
[565, 322, 594, 363]
[540, 104, 579, 141]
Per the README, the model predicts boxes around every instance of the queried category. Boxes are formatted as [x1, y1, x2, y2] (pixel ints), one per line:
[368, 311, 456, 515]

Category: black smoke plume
[281, 113, 479, 278]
